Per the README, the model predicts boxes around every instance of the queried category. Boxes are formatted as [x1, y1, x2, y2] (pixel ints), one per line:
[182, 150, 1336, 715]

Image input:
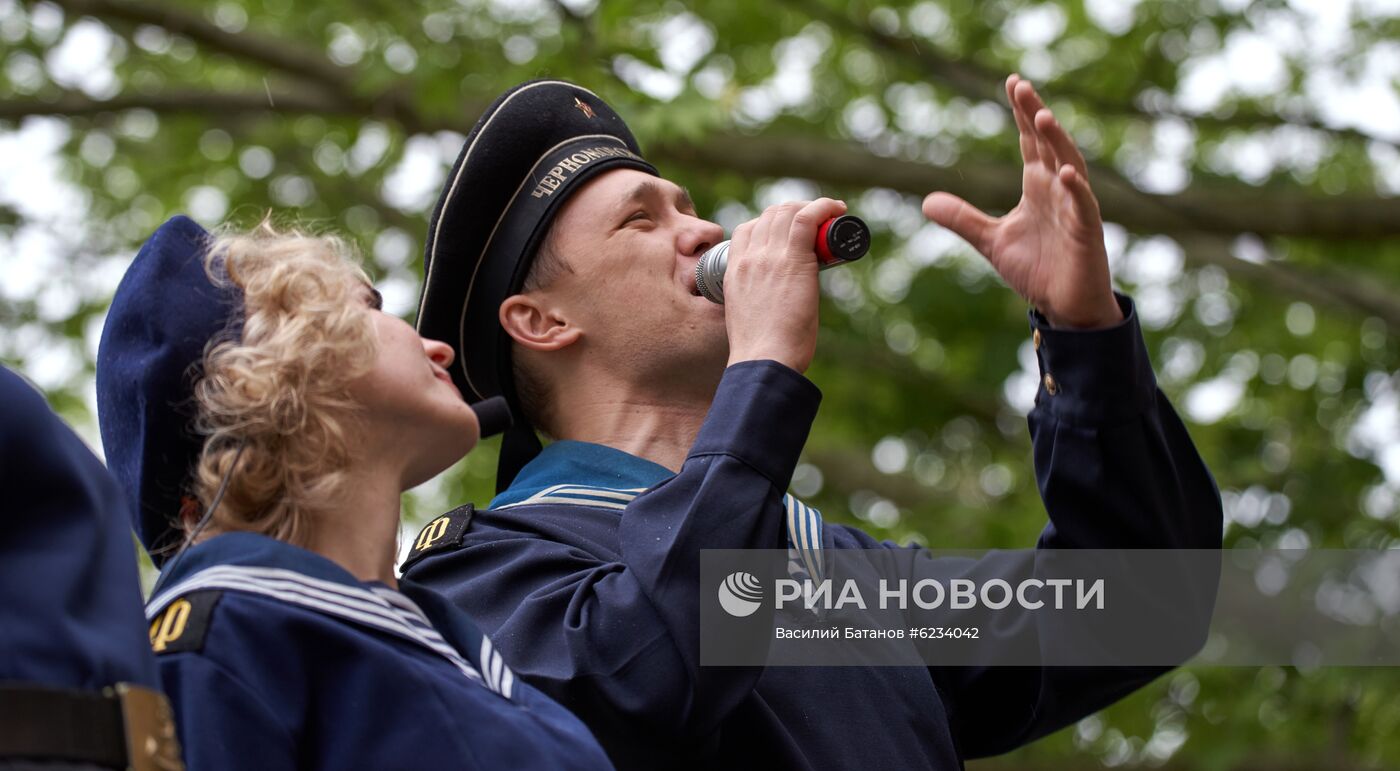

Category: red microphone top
[815, 215, 872, 267]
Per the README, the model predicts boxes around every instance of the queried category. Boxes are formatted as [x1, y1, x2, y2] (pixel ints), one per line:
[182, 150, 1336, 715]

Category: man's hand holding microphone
[719, 74, 1122, 380]
[720, 198, 849, 376]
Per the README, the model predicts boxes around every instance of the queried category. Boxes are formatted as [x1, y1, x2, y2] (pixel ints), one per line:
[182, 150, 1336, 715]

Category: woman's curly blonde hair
[190, 220, 378, 548]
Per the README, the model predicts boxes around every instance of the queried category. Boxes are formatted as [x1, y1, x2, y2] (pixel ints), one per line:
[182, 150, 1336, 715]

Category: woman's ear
[499, 293, 582, 352]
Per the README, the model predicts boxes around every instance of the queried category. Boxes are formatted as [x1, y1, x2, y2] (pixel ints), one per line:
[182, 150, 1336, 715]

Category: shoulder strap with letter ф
[147, 589, 222, 655]
[144, 559, 513, 699]
[401, 504, 474, 572]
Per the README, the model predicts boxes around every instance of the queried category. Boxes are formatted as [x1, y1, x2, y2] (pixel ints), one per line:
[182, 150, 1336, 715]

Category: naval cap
[417, 80, 658, 490]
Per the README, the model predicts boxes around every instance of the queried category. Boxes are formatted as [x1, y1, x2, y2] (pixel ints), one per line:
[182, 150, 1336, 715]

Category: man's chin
[693, 294, 726, 313]
[646, 347, 728, 396]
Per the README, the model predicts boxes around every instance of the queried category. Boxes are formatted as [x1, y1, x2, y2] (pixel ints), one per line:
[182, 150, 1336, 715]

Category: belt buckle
[107, 683, 183, 771]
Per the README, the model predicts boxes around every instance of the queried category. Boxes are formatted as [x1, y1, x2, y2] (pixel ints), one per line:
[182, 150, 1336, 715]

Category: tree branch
[23, 87, 1386, 244]
[778, 0, 1400, 330]
[35, 0, 436, 132]
[1177, 235, 1400, 334]
[649, 132, 1400, 240]
[653, 132, 1400, 332]
[7, 89, 1400, 332]
[0, 88, 354, 120]
[789, 0, 1399, 150]
[39, 0, 354, 91]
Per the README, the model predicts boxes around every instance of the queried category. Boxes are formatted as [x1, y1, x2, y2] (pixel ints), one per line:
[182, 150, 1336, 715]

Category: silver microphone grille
[695, 241, 730, 305]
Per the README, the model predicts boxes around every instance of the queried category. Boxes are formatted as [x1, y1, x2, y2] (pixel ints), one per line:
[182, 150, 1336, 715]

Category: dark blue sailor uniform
[403, 294, 1224, 769]
[145, 531, 614, 771]
[94, 215, 611, 770]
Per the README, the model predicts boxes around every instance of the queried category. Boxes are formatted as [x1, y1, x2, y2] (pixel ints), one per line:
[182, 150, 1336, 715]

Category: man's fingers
[1006, 74, 1038, 165]
[767, 202, 803, 254]
[1036, 130, 1059, 174]
[749, 205, 775, 251]
[1058, 164, 1101, 225]
[1013, 79, 1052, 172]
[1036, 109, 1089, 180]
[786, 198, 847, 258]
[922, 192, 996, 257]
[731, 219, 752, 256]
[1013, 77, 1049, 119]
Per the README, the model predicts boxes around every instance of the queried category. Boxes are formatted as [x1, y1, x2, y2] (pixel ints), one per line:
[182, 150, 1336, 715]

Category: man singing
[402, 75, 1222, 769]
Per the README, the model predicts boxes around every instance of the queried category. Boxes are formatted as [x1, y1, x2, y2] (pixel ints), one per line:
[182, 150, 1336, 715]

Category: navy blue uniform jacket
[145, 532, 614, 770]
[405, 295, 1224, 769]
[0, 364, 158, 692]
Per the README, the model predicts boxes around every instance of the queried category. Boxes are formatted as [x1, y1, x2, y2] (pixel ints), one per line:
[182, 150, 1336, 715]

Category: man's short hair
[510, 224, 572, 437]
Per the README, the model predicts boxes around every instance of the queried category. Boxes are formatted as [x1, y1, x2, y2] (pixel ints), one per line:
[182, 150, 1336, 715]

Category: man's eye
[625, 211, 649, 224]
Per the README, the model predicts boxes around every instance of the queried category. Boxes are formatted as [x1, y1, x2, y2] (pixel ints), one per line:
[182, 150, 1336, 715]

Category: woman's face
[348, 285, 480, 489]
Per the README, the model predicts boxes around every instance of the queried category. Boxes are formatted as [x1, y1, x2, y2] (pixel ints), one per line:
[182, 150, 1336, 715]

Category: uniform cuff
[1028, 292, 1157, 425]
[689, 360, 822, 487]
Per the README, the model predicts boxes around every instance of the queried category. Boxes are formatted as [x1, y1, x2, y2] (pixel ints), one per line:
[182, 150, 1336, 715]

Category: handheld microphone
[694, 215, 871, 304]
[470, 396, 513, 438]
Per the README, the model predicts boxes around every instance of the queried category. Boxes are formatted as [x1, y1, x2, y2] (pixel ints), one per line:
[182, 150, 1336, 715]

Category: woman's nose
[423, 337, 455, 368]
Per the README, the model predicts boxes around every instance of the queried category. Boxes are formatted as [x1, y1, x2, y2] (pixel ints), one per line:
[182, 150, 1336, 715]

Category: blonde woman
[96, 215, 613, 770]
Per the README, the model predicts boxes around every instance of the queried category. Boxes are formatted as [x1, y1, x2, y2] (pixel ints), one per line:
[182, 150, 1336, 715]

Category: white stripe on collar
[495, 483, 827, 583]
[148, 565, 514, 699]
[496, 484, 648, 510]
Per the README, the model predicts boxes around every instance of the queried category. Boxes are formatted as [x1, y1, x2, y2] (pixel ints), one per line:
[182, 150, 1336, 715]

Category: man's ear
[499, 293, 582, 353]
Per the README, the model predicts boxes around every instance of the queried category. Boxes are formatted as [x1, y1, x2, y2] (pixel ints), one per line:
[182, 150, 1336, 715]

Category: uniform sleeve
[411, 360, 820, 752]
[159, 653, 297, 771]
[927, 292, 1225, 758]
[0, 365, 159, 691]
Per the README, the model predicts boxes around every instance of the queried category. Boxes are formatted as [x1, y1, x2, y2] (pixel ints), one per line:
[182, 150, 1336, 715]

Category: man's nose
[681, 216, 726, 257]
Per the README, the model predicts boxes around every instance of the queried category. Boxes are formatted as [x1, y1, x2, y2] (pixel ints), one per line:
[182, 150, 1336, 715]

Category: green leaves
[5, 0, 1400, 765]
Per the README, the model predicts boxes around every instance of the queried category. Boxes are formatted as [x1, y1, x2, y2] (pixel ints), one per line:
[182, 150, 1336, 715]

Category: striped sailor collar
[147, 531, 517, 698]
[489, 439, 672, 509]
[152, 531, 369, 597]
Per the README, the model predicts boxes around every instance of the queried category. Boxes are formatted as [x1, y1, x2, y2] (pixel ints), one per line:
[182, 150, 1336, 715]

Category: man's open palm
[923, 75, 1123, 329]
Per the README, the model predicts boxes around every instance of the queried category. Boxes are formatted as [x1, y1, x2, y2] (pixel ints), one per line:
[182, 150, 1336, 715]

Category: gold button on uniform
[1043, 373, 1058, 395]
[1032, 329, 1042, 350]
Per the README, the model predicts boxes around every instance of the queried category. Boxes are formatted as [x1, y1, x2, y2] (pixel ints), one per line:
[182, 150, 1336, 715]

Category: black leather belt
[0, 683, 182, 770]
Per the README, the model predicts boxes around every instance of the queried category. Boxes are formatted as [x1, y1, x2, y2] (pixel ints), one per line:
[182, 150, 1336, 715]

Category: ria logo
[718, 572, 764, 617]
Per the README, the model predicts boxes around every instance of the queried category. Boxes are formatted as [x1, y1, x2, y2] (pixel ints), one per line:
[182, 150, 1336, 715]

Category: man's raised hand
[922, 75, 1123, 330]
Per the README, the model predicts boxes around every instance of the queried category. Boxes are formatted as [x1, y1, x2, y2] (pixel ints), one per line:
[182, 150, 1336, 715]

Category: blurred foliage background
[4, 0, 1400, 767]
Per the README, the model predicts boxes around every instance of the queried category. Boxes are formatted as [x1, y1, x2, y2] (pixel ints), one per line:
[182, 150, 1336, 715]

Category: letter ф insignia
[149, 590, 223, 655]
[573, 97, 596, 119]
[401, 504, 474, 572]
